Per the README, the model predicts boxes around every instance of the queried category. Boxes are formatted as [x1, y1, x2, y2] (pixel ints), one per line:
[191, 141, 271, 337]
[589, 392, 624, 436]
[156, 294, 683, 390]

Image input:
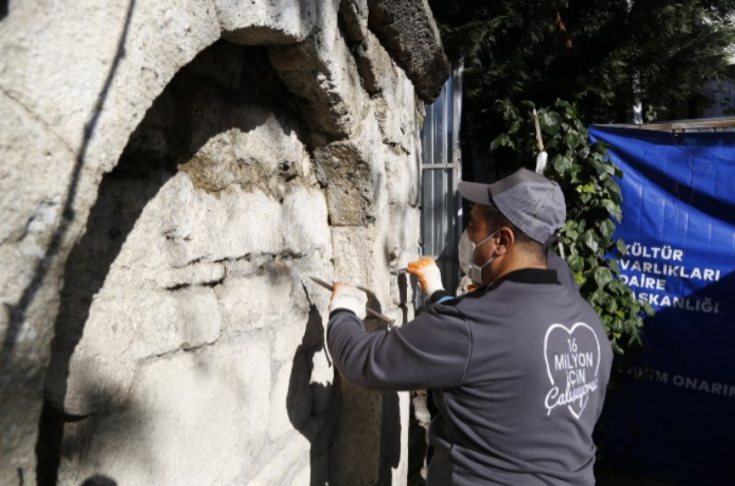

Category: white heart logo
[543, 322, 601, 419]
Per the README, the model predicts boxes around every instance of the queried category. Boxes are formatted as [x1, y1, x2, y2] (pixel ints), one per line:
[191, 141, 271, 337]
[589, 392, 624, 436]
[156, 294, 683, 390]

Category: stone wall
[0, 0, 448, 485]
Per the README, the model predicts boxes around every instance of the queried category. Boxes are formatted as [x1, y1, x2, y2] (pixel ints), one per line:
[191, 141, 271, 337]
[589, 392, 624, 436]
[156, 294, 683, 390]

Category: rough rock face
[367, 0, 450, 101]
[0, 1, 445, 485]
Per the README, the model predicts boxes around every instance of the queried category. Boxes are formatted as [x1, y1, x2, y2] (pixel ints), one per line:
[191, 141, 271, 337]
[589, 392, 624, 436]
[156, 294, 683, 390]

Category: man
[327, 168, 613, 485]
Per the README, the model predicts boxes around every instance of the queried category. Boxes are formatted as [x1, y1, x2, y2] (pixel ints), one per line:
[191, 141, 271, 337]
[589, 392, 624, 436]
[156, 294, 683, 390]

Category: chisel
[309, 276, 395, 327]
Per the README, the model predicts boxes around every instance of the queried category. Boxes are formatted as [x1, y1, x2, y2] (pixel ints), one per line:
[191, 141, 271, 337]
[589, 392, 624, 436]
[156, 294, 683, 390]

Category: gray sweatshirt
[327, 269, 613, 486]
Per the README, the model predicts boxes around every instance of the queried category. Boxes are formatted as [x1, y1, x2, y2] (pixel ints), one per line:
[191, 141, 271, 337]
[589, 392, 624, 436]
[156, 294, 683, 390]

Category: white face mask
[458, 229, 497, 285]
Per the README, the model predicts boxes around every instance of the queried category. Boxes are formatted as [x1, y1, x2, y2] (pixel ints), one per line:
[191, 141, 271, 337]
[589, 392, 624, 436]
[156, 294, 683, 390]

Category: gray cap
[458, 168, 566, 244]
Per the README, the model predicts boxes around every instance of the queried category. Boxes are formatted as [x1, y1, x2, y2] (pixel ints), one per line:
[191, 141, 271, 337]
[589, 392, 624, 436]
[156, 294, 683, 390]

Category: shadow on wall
[80, 476, 117, 486]
[287, 292, 335, 485]
[35, 163, 169, 486]
[36, 372, 153, 486]
[287, 285, 403, 485]
[36, 40, 303, 485]
[1, 0, 137, 361]
[0, 0, 9, 22]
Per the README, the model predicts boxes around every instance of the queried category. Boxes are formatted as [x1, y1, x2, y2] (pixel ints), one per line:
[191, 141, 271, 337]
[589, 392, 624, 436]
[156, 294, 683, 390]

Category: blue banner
[589, 125, 735, 484]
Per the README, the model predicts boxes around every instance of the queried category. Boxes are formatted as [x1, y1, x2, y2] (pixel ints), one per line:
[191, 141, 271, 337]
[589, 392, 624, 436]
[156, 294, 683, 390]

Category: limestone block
[128, 288, 222, 360]
[57, 338, 278, 486]
[384, 138, 420, 208]
[314, 113, 387, 226]
[0, 0, 220, 172]
[354, 31, 397, 95]
[392, 391, 411, 485]
[272, 309, 316, 364]
[179, 110, 312, 198]
[332, 379, 384, 485]
[339, 0, 369, 42]
[367, 0, 450, 101]
[218, 273, 293, 334]
[373, 70, 419, 154]
[347, 32, 420, 154]
[280, 186, 331, 257]
[0, 95, 84, 486]
[271, 361, 303, 440]
[268, 0, 368, 138]
[158, 262, 226, 290]
[56, 296, 139, 415]
[145, 175, 284, 268]
[246, 435, 312, 486]
[331, 227, 377, 287]
[0, 1, 219, 477]
[216, 0, 318, 45]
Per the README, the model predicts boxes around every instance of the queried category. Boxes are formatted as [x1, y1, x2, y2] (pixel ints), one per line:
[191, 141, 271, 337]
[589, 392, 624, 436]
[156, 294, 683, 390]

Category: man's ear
[495, 227, 515, 255]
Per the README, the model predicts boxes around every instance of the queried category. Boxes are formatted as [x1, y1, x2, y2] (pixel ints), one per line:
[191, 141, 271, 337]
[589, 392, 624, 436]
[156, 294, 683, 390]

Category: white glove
[407, 258, 445, 296]
[329, 282, 367, 320]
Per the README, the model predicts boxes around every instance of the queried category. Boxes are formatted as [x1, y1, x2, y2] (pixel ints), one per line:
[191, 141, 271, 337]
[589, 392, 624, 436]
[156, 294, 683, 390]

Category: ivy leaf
[539, 111, 561, 135]
[604, 177, 623, 198]
[551, 154, 573, 173]
[602, 199, 623, 221]
[583, 230, 599, 253]
[616, 238, 627, 256]
[565, 132, 585, 150]
[567, 253, 583, 272]
[593, 267, 614, 289]
[642, 301, 655, 316]
[490, 133, 512, 151]
[599, 219, 616, 239]
[609, 259, 620, 274]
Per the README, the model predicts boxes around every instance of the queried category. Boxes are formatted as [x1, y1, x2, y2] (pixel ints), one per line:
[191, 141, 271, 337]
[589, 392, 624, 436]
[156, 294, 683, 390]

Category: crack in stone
[140, 335, 221, 362]
[0, 83, 77, 158]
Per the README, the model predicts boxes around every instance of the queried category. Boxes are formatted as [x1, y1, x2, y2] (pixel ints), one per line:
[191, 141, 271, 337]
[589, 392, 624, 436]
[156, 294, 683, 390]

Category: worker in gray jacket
[327, 168, 613, 486]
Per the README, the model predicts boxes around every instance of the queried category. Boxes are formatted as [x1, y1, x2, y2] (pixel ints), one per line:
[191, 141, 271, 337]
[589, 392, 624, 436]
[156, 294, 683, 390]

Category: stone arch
[0, 1, 448, 484]
[37, 40, 335, 485]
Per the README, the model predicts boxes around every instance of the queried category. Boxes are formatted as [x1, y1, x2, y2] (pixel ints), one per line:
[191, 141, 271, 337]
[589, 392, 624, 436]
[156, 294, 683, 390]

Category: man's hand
[329, 281, 368, 320]
[407, 258, 445, 296]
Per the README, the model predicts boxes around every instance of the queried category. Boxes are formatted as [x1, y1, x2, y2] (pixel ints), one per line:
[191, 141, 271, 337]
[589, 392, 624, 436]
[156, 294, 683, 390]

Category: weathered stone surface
[217, 0, 318, 45]
[0, 0, 439, 483]
[374, 71, 421, 156]
[268, 0, 369, 139]
[57, 339, 278, 486]
[0, 0, 221, 479]
[339, 0, 369, 42]
[315, 112, 387, 226]
[354, 31, 397, 95]
[0, 88, 82, 486]
[351, 32, 423, 154]
[385, 143, 420, 208]
[367, 0, 450, 101]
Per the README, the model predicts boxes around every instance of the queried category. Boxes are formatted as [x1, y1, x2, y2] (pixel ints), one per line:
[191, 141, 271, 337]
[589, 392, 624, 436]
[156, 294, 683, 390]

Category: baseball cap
[458, 168, 566, 244]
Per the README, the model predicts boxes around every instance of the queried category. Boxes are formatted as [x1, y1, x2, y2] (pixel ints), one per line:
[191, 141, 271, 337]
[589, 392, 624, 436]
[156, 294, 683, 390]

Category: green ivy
[491, 99, 654, 356]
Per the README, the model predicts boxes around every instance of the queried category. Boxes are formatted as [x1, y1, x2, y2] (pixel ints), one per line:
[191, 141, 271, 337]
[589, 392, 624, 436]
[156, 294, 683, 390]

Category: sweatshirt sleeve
[327, 304, 472, 391]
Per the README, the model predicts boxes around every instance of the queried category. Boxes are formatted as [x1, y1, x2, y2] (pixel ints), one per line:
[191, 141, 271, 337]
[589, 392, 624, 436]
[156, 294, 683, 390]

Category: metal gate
[419, 59, 464, 302]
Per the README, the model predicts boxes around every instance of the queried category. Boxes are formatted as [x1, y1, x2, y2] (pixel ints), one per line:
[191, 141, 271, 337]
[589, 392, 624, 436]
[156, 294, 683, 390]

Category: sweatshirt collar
[486, 268, 560, 291]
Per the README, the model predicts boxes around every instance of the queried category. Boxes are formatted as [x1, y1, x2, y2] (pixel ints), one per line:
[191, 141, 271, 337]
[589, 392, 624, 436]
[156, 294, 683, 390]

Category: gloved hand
[329, 281, 368, 320]
[407, 258, 445, 296]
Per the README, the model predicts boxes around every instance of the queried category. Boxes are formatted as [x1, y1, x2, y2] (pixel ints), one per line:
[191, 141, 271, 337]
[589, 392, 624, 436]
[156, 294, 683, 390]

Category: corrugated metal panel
[418, 60, 463, 304]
